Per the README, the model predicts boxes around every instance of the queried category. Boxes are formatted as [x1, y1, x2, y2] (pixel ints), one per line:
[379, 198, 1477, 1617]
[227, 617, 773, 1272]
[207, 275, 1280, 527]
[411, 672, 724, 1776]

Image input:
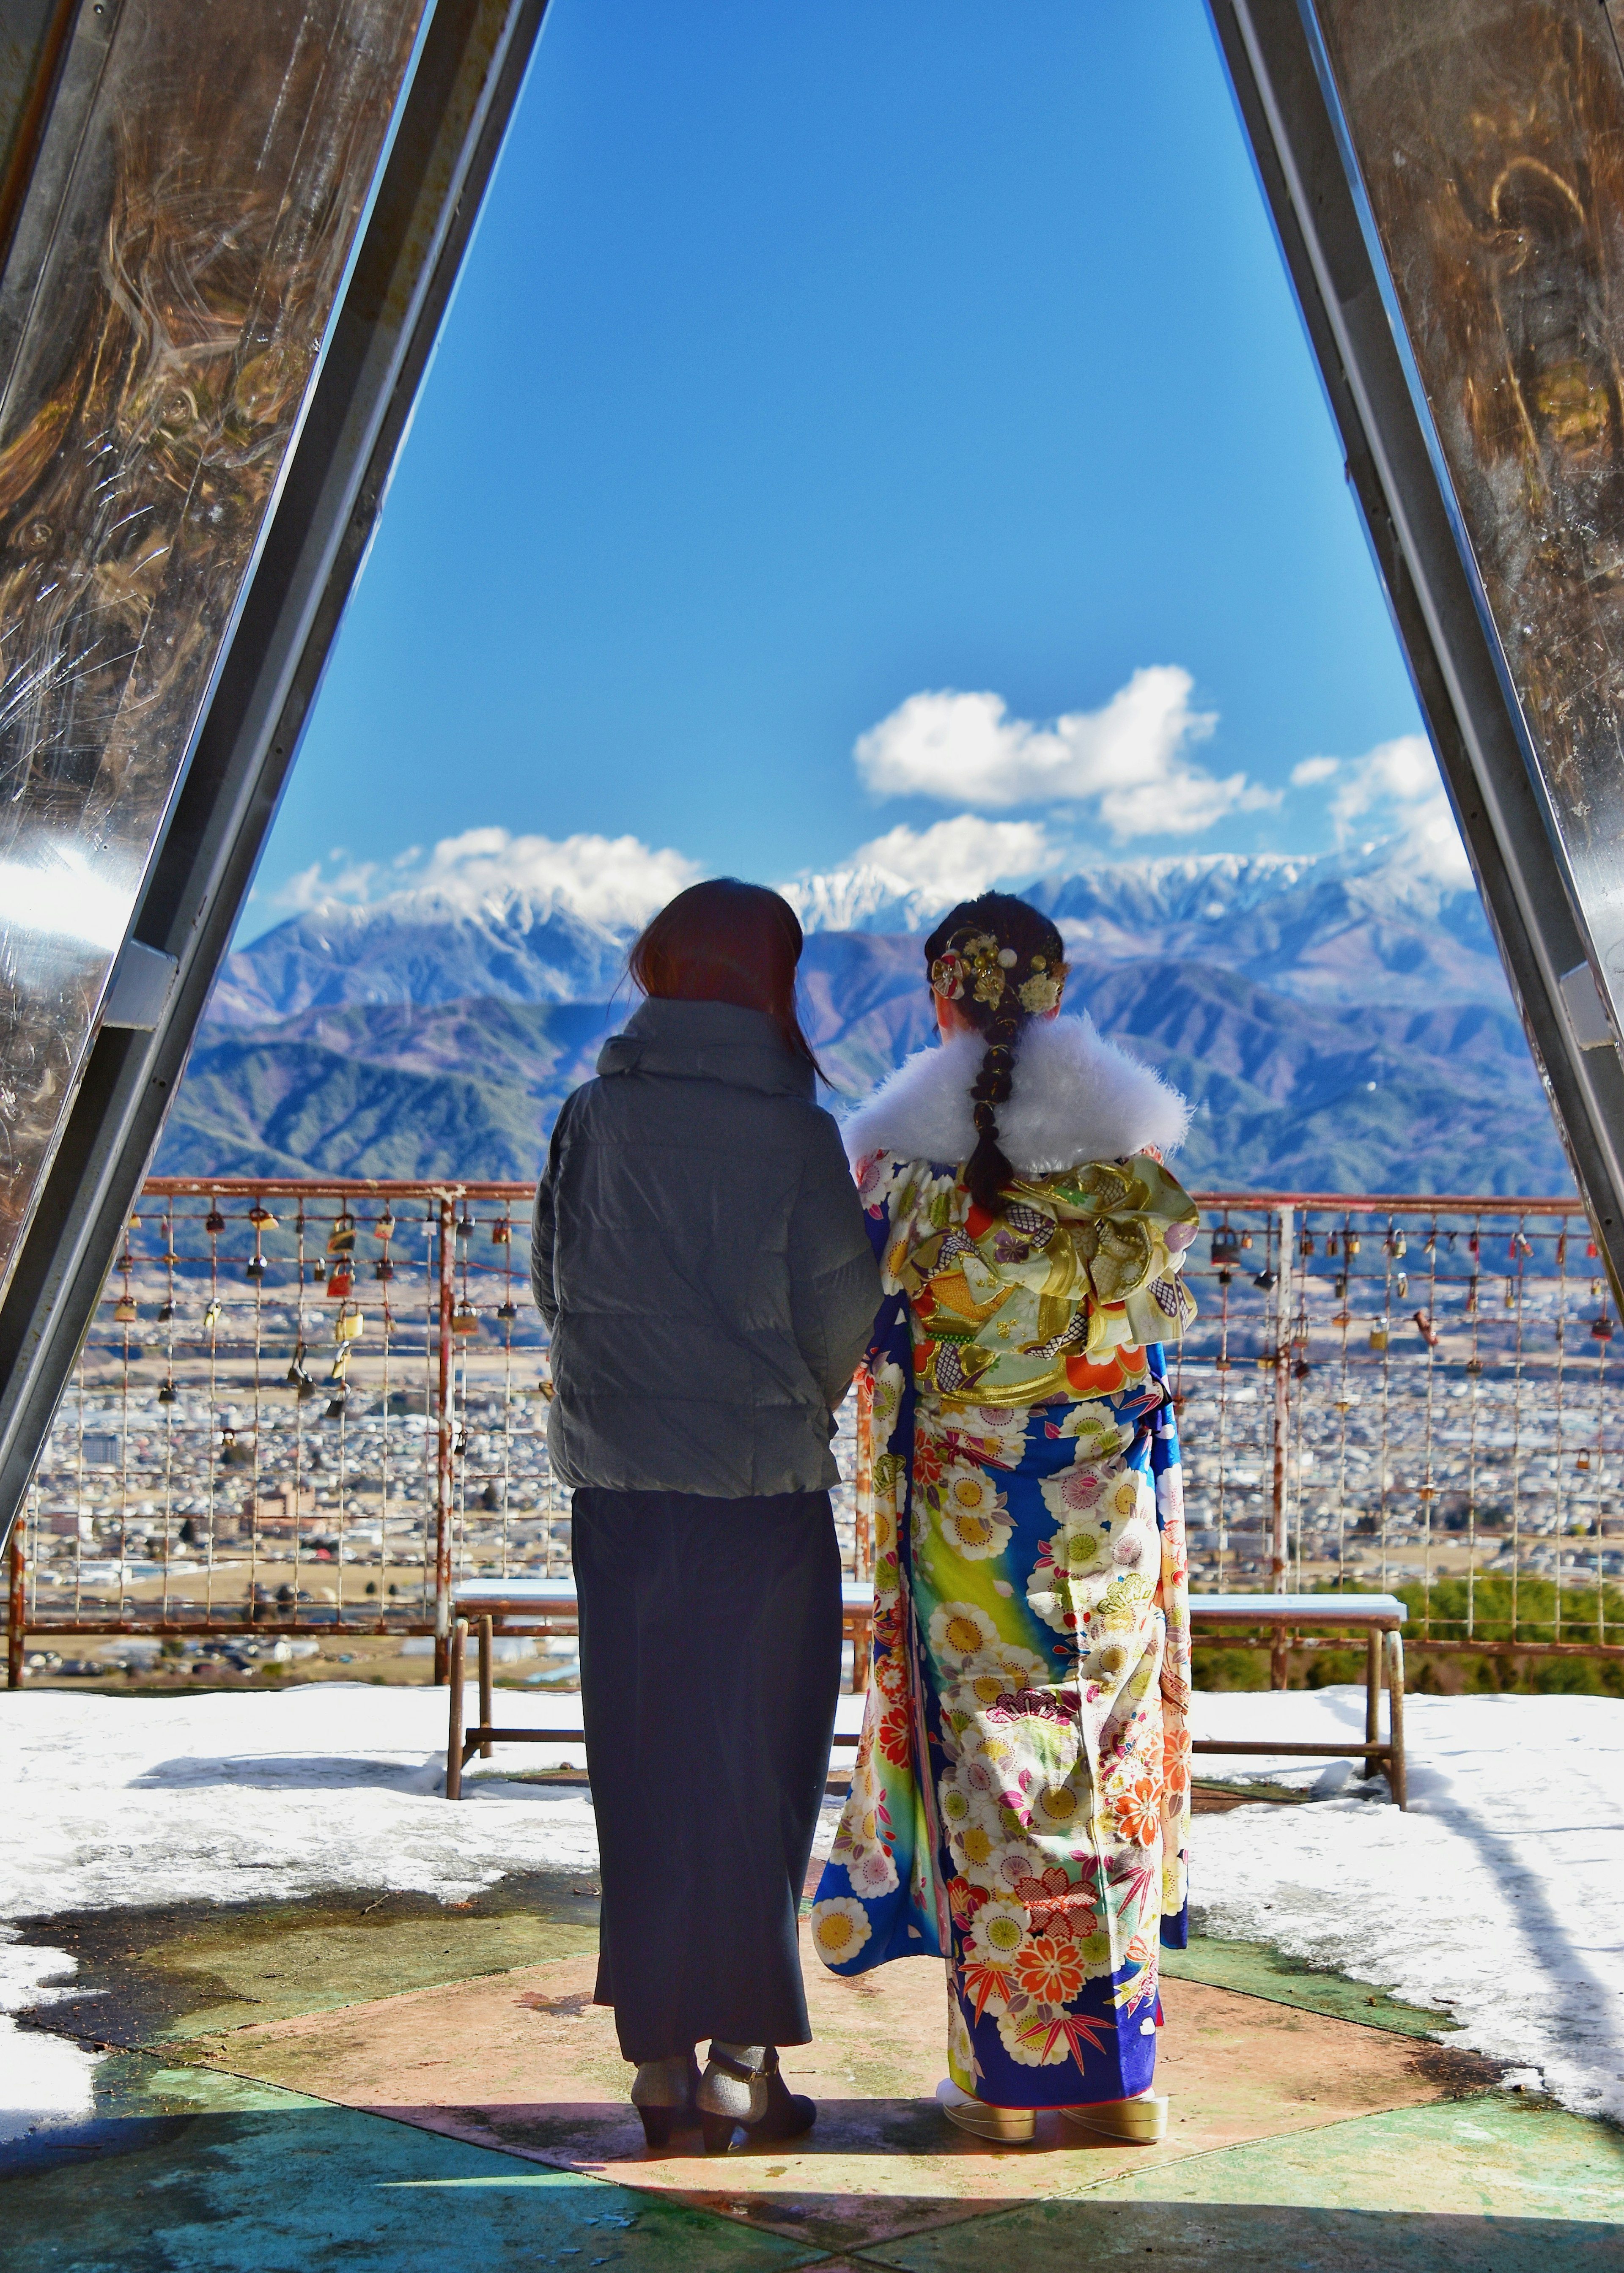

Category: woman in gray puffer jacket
[532, 878, 880, 2154]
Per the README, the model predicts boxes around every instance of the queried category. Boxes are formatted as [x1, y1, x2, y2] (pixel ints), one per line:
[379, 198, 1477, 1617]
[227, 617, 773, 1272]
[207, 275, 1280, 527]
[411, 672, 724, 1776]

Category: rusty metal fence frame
[7, 1178, 543, 1687]
[1172, 1190, 1622, 1663]
[7, 1176, 1621, 1685]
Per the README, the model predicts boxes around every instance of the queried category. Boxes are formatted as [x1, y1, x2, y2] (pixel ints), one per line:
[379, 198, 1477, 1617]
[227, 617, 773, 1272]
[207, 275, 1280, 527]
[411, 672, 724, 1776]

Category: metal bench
[1188, 1592, 1408, 1808]
[444, 1576, 876, 1799]
[444, 1582, 1407, 1808]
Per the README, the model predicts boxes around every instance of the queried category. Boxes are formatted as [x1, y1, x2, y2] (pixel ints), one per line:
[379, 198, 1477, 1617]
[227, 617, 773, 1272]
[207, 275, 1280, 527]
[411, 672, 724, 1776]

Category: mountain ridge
[160, 846, 1572, 1194]
[171, 839, 1569, 1194]
[219, 839, 1507, 1025]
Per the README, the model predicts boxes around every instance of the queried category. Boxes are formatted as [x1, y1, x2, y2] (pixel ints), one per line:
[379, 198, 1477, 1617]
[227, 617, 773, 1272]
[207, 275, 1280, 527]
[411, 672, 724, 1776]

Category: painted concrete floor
[5, 1860, 1622, 2270]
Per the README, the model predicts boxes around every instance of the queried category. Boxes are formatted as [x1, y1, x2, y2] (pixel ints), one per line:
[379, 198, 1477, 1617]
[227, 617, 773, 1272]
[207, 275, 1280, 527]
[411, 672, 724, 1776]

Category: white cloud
[270, 827, 700, 932]
[1296, 733, 1470, 884]
[851, 667, 1275, 839]
[1324, 735, 1438, 828]
[412, 828, 700, 927]
[848, 814, 1059, 899]
[779, 815, 1062, 933]
[274, 855, 384, 915]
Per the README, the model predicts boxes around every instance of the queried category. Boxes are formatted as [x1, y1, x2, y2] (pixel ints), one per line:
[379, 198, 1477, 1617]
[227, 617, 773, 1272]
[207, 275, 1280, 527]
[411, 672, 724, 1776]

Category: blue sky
[244, 0, 1432, 939]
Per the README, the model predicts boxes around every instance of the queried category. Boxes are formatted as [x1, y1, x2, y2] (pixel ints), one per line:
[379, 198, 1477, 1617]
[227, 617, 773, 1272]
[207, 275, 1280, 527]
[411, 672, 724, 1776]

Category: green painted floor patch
[1163, 1933, 1458, 2037]
[145, 1910, 601, 2043]
[12, 1870, 602, 2049]
[0, 2047, 333, 2183]
[1, 2095, 825, 2273]
[1072, 2092, 1624, 2218]
[94, 2051, 329, 2119]
[856, 2196, 1623, 2272]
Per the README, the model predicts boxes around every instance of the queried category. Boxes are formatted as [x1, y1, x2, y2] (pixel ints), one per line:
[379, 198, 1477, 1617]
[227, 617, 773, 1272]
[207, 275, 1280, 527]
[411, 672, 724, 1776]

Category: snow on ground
[0, 1682, 1619, 2139]
[1190, 1686, 1624, 2126]
[0, 1680, 604, 2145]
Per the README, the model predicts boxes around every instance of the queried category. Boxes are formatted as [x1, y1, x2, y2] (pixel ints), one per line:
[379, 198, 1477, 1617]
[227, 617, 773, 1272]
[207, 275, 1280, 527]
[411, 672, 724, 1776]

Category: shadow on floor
[4, 2094, 805, 2273]
[6, 2088, 1622, 2273]
[862, 2195, 1624, 2272]
[129, 1753, 444, 1790]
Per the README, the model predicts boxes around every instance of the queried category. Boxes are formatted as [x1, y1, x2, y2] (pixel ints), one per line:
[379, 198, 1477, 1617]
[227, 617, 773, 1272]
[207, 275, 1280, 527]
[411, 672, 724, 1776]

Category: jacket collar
[598, 996, 815, 1100]
[838, 1011, 1189, 1173]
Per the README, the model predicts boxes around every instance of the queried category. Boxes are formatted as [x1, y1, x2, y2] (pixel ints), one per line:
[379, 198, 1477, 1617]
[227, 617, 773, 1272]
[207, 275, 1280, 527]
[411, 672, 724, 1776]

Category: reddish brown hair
[628, 877, 823, 1074]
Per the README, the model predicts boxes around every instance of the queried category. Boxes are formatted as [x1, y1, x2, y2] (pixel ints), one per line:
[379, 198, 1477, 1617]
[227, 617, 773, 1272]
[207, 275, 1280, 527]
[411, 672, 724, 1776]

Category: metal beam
[1207, 0, 1624, 1298]
[0, 0, 549, 1535]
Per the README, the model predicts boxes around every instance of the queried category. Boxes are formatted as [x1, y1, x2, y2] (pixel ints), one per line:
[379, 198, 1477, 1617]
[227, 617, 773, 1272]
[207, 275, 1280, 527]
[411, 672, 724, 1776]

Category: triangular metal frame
[1209, 0, 1624, 1291]
[0, 0, 549, 1533]
[8, 0, 1624, 1541]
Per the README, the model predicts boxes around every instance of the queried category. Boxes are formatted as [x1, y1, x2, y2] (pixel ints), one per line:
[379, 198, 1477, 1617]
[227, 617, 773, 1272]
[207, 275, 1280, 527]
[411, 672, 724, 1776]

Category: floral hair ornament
[1018, 955, 1064, 1014]
[930, 928, 1066, 1014]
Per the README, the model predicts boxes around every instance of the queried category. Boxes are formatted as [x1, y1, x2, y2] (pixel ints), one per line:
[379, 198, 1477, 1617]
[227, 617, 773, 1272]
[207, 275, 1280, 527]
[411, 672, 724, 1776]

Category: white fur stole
[839, 1013, 1189, 1173]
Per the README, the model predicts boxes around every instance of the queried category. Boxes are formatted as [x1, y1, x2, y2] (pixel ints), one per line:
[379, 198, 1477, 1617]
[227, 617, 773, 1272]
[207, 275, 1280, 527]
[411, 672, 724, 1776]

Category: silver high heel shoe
[630, 2052, 700, 2149]
[697, 2042, 815, 2155]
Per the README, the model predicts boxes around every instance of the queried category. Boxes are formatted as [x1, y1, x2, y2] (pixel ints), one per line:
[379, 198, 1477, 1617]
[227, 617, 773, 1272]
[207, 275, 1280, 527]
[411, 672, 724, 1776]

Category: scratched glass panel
[1312, 2, 1624, 1019]
[0, 2, 66, 200]
[0, 0, 428, 1297]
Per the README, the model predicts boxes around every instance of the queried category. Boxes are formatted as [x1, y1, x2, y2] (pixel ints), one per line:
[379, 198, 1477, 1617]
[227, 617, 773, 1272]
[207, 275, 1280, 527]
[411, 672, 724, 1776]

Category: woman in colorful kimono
[809, 891, 1198, 2145]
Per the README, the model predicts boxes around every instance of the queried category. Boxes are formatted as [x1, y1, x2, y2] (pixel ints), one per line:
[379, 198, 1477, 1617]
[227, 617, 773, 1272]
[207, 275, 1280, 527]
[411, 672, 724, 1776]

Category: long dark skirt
[573, 1486, 842, 2065]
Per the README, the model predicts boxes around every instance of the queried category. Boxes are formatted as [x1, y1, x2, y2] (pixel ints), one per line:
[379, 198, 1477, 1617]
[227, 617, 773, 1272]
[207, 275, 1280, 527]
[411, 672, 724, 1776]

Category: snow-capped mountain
[215, 839, 1505, 1023]
[164, 837, 1569, 1195]
[1031, 844, 1499, 1007]
[778, 864, 951, 935]
[208, 889, 634, 1025]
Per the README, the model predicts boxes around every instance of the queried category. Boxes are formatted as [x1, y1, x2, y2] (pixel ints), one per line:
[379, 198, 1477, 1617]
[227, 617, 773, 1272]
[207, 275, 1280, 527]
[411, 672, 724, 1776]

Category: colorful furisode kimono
[810, 1148, 1199, 2109]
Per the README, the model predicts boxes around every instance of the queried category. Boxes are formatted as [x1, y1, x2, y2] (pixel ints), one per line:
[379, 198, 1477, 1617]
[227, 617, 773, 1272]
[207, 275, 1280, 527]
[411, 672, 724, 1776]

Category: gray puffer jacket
[531, 997, 881, 1496]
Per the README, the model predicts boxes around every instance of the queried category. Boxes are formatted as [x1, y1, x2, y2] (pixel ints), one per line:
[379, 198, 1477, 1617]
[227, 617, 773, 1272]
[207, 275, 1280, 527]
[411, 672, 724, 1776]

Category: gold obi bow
[898, 1155, 1199, 1406]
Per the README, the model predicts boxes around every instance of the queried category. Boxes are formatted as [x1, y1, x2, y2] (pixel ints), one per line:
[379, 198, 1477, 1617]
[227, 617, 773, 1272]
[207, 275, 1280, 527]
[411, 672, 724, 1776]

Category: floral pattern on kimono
[810, 1150, 1196, 2110]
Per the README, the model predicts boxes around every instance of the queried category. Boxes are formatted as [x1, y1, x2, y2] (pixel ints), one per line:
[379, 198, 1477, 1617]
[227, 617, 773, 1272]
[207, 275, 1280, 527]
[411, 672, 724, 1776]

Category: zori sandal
[935, 2077, 1036, 2143]
[1060, 2091, 1169, 2144]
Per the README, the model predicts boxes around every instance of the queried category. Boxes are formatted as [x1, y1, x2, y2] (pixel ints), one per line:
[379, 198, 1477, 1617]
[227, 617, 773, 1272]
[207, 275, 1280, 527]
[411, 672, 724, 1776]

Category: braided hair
[922, 892, 1067, 1217]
